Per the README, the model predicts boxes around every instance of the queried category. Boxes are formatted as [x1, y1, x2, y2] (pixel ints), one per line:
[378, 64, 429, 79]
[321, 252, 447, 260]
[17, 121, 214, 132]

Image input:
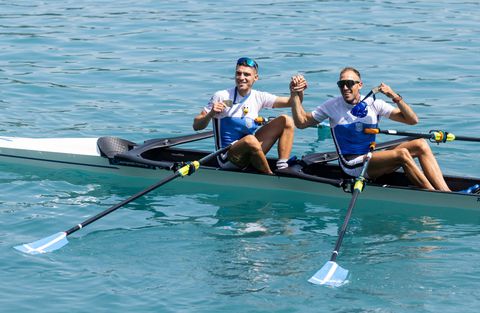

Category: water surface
[1, 1, 480, 312]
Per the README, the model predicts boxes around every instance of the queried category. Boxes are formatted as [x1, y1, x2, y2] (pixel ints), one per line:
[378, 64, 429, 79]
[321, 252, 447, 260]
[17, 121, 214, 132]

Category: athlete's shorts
[339, 154, 370, 179]
[216, 140, 245, 170]
[217, 151, 247, 170]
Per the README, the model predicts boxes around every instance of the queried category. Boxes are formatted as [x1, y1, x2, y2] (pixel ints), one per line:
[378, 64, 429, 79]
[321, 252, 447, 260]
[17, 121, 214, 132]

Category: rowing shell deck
[0, 136, 479, 211]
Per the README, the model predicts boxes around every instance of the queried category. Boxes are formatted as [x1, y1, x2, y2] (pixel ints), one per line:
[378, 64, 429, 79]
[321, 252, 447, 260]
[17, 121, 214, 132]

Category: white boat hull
[0, 136, 479, 211]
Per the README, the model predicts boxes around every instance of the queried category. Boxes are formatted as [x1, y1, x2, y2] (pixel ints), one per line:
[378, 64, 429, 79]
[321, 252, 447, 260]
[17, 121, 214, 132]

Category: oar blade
[308, 261, 349, 287]
[14, 232, 68, 255]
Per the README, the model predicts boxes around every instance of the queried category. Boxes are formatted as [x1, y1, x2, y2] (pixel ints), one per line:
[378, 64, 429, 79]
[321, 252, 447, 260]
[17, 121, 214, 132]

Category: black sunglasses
[237, 57, 258, 70]
[337, 80, 360, 89]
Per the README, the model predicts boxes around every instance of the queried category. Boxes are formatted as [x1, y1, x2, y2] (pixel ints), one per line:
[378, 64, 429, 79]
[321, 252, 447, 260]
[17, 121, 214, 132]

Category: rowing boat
[0, 133, 479, 210]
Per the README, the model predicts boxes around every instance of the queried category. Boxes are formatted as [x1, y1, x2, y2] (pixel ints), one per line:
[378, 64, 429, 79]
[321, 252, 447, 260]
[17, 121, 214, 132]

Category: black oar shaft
[328, 143, 375, 262]
[65, 144, 230, 236]
[144, 131, 214, 148]
[390, 130, 480, 142]
[65, 172, 181, 235]
[366, 128, 480, 143]
[330, 189, 361, 262]
[451, 135, 480, 142]
[384, 130, 429, 138]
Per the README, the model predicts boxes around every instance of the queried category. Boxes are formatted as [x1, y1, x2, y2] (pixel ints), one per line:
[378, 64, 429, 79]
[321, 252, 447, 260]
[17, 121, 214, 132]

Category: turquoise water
[1, 0, 480, 312]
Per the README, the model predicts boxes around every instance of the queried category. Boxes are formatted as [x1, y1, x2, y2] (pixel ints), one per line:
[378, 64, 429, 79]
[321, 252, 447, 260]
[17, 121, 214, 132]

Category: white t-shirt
[312, 95, 394, 155]
[204, 87, 277, 149]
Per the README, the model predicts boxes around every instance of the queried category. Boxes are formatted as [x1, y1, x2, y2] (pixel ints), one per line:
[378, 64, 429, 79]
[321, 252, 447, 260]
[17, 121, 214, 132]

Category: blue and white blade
[14, 232, 68, 255]
[308, 261, 349, 287]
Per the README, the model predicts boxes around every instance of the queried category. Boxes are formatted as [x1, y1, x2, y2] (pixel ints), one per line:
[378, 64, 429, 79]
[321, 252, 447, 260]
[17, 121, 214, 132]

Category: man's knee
[242, 135, 262, 151]
[276, 114, 294, 128]
[396, 147, 413, 163]
[284, 114, 295, 130]
[414, 138, 431, 154]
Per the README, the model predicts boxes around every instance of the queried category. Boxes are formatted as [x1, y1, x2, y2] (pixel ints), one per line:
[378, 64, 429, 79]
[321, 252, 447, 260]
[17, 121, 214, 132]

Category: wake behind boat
[0, 132, 479, 211]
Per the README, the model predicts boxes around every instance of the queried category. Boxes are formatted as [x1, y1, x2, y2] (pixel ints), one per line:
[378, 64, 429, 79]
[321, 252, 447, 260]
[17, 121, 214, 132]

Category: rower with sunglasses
[193, 57, 307, 174]
[289, 67, 451, 191]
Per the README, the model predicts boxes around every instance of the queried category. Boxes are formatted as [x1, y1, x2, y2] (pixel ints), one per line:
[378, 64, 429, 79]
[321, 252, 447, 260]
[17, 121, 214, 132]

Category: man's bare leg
[368, 148, 435, 190]
[227, 115, 294, 174]
[400, 139, 451, 191]
[368, 139, 451, 191]
[255, 114, 294, 160]
[227, 135, 273, 174]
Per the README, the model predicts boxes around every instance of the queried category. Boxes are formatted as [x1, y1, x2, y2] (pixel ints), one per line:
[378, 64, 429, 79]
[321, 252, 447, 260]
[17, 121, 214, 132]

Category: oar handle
[65, 145, 231, 236]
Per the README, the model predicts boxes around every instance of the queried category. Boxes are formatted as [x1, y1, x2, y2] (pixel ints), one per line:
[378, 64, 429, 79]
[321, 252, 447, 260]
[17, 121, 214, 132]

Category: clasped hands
[290, 75, 308, 94]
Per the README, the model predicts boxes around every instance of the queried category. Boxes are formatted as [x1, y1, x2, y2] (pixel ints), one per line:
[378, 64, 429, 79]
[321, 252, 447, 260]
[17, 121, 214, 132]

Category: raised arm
[378, 83, 418, 125]
[288, 75, 318, 129]
[272, 74, 307, 108]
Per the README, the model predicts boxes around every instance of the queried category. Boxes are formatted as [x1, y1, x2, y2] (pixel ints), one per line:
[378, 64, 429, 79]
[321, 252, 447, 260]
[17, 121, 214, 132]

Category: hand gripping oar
[308, 142, 376, 287]
[365, 128, 480, 143]
[14, 145, 230, 255]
